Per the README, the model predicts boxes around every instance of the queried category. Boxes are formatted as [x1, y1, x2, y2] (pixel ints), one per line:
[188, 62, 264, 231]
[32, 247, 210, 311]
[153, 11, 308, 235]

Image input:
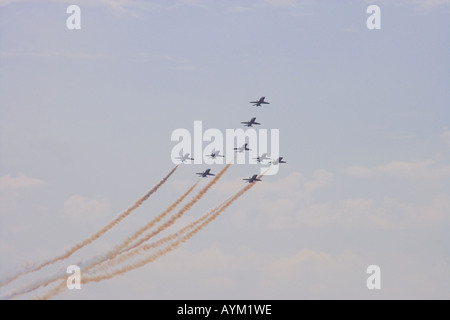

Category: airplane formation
[178, 96, 286, 183]
[1, 97, 286, 299]
[2, 97, 287, 299]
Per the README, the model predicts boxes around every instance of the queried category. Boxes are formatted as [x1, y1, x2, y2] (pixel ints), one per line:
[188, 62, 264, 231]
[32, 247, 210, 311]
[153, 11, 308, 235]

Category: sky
[0, 0, 449, 299]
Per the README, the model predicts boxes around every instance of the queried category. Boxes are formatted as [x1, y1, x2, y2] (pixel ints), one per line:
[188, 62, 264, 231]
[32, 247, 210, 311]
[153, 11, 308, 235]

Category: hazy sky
[1, 0, 449, 299]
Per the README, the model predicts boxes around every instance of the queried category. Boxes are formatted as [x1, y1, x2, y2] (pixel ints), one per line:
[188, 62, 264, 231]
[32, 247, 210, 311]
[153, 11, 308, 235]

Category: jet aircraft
[243, 174, 262, 183]
[241, 117, 261, 127]
[254, 153, 270, 163]
[196, 169, 215, 178]
[250, 97, 270, 107]
[234, 143, 251, 153]
[270, 157, 286, 165]
[176, 152, 194, 163]
[207, 150, 225, 159]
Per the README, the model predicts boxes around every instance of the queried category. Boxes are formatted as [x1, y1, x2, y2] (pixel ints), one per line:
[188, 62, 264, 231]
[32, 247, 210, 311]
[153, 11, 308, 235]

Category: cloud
[0, 50, 108, 60]
[0, 173, 46, 190]
[0, 50, 60, 58]
[98, 0, 161, 15]
[362, 0, 450, 12]
[171, 0, 211, 8]
[0, 0, 161, 15]
[246, 170, 332, 227]
[345, 160, 450, 180]
[304, 169, 333, 194]
[0, 241, 16, 258]
[220, 170, 339, 229]
[67, 52, 108, 59]
[171, 65, 197, 71]
[139, 246, 265, 297]
[343, 26, 360, 33]
[224, 164, 449, 230]
[199, 276, 238, 290]
[299, 198, 384, 228]
[0, 0, 20, 5]
[165, 0, 212, 11]
[11, 225, 32, 233]
[265, 248, 361, 279]
[442, 127, 450, 146]
[264, 196, 391, 229]
[130, 239, 449, 299]
[129, 244, 365, 298]
[266, 248, 332, 279]
[64, 194, 111, 221]
[413, 0, 450, 9]
[260, 0, 299, 8]
[383, 193, 450, 226]
[256, 170, 332, 198]
[227, 6, 253, 13]
[268, 191, 450, 230]
[260, 248, 364, 297]
[165, 54, 197, 71]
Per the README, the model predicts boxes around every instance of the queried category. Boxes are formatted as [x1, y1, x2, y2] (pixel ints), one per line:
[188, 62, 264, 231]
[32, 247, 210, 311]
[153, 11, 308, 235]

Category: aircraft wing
[260, 98, 269, 104]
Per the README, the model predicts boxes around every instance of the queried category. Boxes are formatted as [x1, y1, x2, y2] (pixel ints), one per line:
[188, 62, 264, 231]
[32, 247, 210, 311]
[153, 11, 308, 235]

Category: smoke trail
[68, 174, 265, 293]
[90, 194, 235, 274]
[114, 180, 200, 253]
[0, 165, 178, 289]
[75, 180, 200, 274]
[6, 163, 232, 299]
[16, 161, 246, 299]
[76, 161, 233, 276]
[81, 182, 257, 285]
[80, 171, 267, 286]
[120, 162, 233, 251]
[37, 195, 234, 300]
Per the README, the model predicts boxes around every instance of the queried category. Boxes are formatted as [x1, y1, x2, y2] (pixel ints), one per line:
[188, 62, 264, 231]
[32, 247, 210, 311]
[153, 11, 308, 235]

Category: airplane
[250, 97, 270, 107]
[254, 153, 270, 163]
[207, 149, 225, 159]
[234, 143, 251, 153]
[243, 174, 262, 183]
[270, 157, 287, 165]
[241, 117, 261, 127]
[176, 152, 194, 163]
[196, 169, 215, 178]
